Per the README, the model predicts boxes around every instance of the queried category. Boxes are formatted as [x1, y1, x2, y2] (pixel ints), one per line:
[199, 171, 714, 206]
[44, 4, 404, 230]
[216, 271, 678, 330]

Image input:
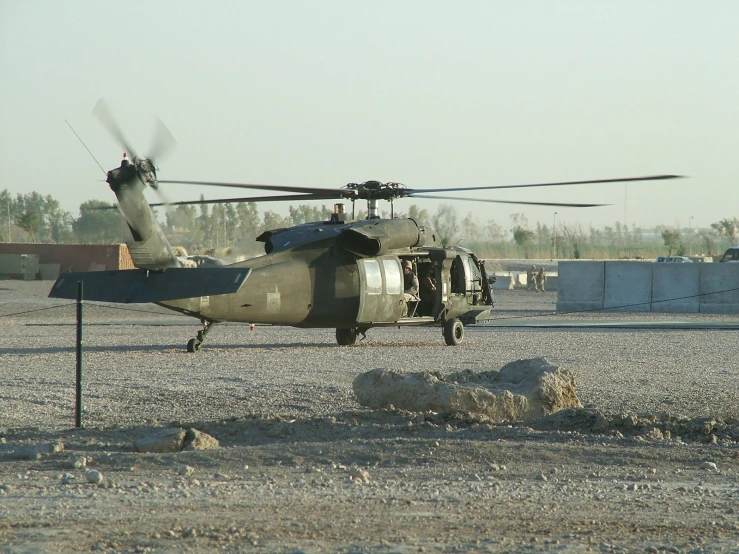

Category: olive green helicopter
[50, 102, 681, 351]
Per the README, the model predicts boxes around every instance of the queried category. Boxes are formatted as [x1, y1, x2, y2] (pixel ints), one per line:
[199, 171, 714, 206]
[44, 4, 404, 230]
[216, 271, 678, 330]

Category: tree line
[1, 189, 736, 260]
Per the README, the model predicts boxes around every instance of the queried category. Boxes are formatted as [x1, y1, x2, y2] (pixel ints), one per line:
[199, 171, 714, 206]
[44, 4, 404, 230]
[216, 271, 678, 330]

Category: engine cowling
[336, 218, 432, 257]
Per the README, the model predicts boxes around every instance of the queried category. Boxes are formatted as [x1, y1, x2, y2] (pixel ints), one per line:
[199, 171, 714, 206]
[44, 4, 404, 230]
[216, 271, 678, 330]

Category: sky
[1, 1, 737, 232]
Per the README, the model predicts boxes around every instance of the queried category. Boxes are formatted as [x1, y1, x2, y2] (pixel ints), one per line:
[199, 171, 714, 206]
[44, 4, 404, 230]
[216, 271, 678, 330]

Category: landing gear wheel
[443, 318, 464, 346]
[336, 328, 358, 346]
[187, 338, 201, 352]
[186, 320, 216, 353]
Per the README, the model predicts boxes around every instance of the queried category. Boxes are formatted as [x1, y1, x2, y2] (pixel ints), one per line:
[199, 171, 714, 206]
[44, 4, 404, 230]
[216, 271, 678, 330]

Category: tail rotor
[93, 98, 176, 203]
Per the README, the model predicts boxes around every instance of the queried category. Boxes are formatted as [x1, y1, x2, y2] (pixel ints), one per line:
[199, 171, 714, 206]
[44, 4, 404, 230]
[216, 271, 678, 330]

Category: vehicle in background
[719, 247, 739, 262]
[655, 256, 693, 263]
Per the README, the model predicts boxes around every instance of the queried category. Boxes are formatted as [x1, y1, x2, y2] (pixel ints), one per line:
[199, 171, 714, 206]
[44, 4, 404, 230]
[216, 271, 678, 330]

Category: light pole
[553, 212, 558, 259]
[689, 216, 694, 256]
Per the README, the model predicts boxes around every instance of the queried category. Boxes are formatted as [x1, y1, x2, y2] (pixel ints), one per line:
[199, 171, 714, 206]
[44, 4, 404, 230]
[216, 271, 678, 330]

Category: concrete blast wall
[651, 263, 700, 313]
[699, 264, 739, 314]
[557, 261, 603, 312]
[557, 261, 739, 313]
[603, 262, 652, 312]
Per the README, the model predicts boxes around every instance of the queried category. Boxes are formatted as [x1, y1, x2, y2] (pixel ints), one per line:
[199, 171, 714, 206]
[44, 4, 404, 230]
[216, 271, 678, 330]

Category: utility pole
[553, 212, 558, 259]
[689, 216, 694, 256]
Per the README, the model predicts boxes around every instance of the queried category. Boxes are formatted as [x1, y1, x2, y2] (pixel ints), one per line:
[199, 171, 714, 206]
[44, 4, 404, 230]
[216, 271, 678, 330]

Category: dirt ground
[1, 282, 739, 553]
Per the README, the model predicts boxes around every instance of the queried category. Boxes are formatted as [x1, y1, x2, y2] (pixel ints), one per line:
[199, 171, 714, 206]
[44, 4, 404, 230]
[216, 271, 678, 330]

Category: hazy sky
[1, 1, 737, 231]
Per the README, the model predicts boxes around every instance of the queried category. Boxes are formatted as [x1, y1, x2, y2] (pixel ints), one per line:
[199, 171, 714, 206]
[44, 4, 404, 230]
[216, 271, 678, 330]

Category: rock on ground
[353, 357, 581, 421]
[133, 427, 187, 453]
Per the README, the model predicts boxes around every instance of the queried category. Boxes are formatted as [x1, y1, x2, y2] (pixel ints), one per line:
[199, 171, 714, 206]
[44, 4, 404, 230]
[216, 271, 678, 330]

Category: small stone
[70, 456, 87, 470]
[178, 465, 195, 477]
[349, 467, 370, 483]
[85, 470, 104, 484]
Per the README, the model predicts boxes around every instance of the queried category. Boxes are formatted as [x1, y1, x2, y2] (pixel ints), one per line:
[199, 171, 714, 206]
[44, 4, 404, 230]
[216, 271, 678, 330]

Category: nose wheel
[187, 320, 216, 353]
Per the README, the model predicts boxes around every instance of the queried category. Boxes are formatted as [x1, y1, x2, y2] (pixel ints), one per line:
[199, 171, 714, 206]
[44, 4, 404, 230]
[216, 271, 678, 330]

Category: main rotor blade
[147, 193, 343, 208]
[148, 118, 176, 164]
[411, 194, 609, 208]
[404, 174, 682, 195]
[157, 180, 341, 196]
[93, 98, 138, 160]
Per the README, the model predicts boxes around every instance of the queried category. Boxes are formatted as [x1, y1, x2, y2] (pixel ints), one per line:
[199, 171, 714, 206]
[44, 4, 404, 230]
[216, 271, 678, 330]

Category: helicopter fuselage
[158, 219, 493, 330]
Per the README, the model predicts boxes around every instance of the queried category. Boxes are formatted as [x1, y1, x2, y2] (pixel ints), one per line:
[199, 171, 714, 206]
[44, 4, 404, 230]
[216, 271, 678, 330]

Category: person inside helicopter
[402, 259, 418, 299]
[418, 264, 436, 316]
[402, 259, 420, 317]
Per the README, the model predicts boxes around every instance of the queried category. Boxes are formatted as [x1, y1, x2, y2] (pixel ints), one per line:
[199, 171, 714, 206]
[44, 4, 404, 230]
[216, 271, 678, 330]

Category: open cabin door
[356, 256, 405, 323]
[450, 253, 483, 298]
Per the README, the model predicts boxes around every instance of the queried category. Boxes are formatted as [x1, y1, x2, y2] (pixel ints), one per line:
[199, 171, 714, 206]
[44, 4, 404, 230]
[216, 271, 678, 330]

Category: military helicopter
[50, 103, 681, 351]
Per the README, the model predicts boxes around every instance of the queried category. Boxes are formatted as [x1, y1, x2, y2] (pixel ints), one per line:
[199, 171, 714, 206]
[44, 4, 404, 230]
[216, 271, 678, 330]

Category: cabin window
[383, 259, 402, 295]
[363, 259, 382, 295]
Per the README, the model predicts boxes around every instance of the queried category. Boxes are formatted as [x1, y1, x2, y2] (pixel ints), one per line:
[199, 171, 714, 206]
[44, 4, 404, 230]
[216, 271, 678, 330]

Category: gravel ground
[1, 280, 739, 553]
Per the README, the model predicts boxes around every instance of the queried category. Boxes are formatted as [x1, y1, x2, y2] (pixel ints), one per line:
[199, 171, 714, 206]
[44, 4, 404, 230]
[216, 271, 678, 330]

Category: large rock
[133, 427, 186, 453]
[353, 358, 581, 422]
[183, 428, 219, 450]
[10, 441, 64, 460]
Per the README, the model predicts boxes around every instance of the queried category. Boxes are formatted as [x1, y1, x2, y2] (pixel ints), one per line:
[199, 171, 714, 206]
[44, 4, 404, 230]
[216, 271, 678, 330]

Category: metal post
[75, 281, 83, 428]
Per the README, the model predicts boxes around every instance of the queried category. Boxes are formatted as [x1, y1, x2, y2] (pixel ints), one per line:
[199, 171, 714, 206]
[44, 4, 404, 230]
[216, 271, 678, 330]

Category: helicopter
[50, 102, 681, 351]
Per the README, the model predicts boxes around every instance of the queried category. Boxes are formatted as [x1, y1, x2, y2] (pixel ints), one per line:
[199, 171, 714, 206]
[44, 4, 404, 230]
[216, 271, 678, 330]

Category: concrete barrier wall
[491, 274, 515, 290]
[699, 264, 739, 313]
[652, 263, 700, 313]
[603, 262, 652, 312]
[557, 261, 739, 313]
[556, 261, 604, 312]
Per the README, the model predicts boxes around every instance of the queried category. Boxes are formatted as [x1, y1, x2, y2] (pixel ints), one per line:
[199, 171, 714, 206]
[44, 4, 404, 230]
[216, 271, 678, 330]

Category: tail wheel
[443, 318, 464, 346]
[336, 328, 358, 346]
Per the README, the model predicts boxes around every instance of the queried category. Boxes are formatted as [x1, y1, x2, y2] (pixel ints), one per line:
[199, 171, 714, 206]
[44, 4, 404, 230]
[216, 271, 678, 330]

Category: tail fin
[107, 162, 180, 270]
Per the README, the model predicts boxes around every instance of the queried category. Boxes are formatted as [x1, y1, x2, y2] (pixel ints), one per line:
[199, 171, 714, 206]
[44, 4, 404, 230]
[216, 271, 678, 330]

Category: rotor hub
[341, 181, 408, 201]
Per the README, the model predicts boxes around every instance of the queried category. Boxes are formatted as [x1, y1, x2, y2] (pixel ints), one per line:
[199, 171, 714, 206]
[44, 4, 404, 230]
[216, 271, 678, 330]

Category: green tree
[510, 213, 534, 257]
[288, 204, 331, 225]
[236, 202, 260, 239]
[512, 227, 535, 256]
[72, 200, 128, 243]
[561, 223, 585, 259]
[262, 211, 291, 232]
[660, 228, 681, 256]
[431, 204, 459, 245]
[460, 213, 483, 243]
[407, 204, 430, 226]
[18, 210, 40, 241]
[710, 218, 739, 244]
